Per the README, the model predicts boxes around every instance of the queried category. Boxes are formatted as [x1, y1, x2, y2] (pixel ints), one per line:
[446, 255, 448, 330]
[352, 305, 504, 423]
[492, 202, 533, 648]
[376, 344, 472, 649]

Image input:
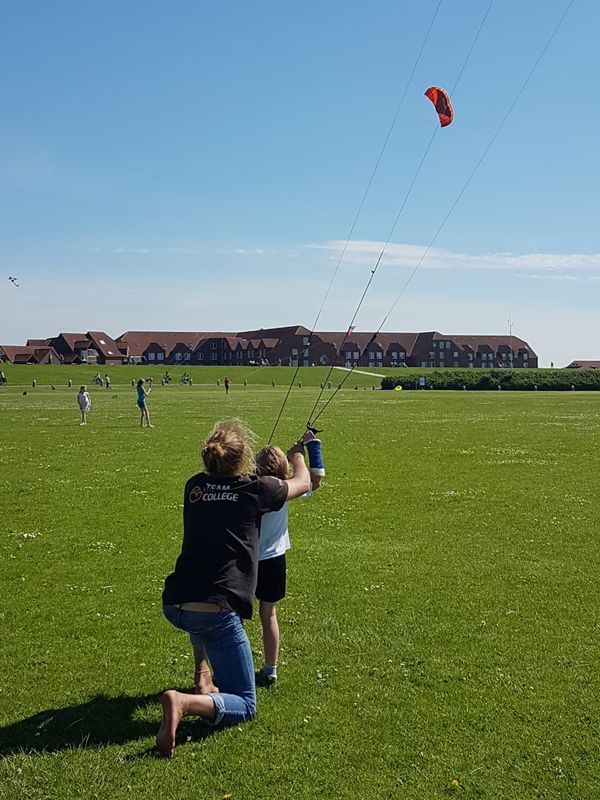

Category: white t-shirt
[258, 487, 311, 561]
[78, 392, 91, 410]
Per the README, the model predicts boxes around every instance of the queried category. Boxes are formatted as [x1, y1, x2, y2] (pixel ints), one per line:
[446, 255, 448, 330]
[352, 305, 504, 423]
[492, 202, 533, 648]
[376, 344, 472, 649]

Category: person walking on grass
[224, 377, 230, 395]
[157, 419, 310, 758]
[77, 385, 91, 425]
[254, 429, 325, 687]
[136, 379, 153, 427]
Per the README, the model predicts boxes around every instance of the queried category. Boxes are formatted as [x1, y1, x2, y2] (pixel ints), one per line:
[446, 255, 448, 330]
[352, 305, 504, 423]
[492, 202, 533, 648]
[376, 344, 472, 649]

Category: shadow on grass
[0, 692, 213, 758]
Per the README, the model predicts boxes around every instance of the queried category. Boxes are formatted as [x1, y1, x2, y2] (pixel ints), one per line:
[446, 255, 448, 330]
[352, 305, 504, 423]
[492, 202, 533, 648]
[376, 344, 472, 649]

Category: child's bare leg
[156, 689, 216, 757]
[259, 600, 280, 669]
[192, 643, 219, 694]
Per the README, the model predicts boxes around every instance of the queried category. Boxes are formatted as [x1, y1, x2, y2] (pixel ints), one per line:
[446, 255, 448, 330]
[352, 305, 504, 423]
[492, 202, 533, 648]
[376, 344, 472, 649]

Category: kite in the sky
[8, 276, 20, 288]
[424, 87, 453, 127]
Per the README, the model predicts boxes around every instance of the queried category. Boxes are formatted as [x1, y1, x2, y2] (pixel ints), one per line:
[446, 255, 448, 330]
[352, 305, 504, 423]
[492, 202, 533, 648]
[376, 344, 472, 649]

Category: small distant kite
[8, 276, 20, 288]
[424, 87, 454, 127]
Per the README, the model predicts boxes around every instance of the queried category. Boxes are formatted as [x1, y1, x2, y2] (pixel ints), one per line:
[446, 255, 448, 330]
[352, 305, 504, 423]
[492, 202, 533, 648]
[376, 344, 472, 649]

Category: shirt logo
[189, 486, 204, 503]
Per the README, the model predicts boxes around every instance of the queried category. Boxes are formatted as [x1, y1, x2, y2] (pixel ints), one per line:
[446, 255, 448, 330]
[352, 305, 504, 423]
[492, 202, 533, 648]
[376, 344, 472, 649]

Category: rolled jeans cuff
[208, 692, 226, 726]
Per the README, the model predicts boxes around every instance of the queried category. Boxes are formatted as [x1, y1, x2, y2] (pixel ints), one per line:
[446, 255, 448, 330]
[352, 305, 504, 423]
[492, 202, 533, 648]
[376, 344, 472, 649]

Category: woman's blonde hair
[202, 419, 256, 477]
[255, 445, 290, 480]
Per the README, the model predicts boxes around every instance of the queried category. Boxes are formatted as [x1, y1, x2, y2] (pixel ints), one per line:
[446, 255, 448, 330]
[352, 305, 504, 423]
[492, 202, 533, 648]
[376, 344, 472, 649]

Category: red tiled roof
[315, 331, 420, 353]
[238, 325, 312, 338]
[56, 333, 88, 349]
[118, 331, 236, 356]
[566, 360, 600, 369]
[450, 334, 533, 351]
[86, 331, 123, 359]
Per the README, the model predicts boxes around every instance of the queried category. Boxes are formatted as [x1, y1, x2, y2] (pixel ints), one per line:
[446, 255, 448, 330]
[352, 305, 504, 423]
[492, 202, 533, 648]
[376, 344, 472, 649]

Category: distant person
[68, 378, 72, 388]
[156, 420, 310, 757]
[78, 385, 91, 425]
[0, 371, 6, 385]
[105, 374, 111, 390]
[136, 379, 153, 428]
[253, 429, 325, 686]
[224, 377, 230, 395]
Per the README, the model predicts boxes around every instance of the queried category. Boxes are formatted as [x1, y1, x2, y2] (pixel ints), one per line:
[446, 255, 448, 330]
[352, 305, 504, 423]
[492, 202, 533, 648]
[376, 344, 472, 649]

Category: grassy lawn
[0, 369, 599, 799]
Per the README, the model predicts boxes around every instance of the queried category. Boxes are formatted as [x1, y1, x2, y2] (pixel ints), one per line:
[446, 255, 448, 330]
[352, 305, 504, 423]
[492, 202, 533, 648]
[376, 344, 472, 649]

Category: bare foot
[156, 690, 185, 758]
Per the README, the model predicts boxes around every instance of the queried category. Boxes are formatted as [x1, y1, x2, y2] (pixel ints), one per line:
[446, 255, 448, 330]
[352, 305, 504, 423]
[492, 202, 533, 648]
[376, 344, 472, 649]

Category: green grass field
[1, 368, 599, 799]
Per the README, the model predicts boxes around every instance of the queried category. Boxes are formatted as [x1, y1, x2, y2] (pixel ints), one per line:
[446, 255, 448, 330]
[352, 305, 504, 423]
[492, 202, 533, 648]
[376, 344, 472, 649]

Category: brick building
[1, 326, 538, 368]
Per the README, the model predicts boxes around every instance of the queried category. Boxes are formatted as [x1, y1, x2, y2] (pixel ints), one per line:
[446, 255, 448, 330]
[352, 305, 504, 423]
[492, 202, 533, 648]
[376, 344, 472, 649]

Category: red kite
[424, 87, 453, 127]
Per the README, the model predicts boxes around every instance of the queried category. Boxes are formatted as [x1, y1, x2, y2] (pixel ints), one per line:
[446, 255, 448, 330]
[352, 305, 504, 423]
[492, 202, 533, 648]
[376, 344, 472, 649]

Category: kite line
[267, 0, 444, 444]
[306, 0, 497, 426]
[308, 0, 575, 427]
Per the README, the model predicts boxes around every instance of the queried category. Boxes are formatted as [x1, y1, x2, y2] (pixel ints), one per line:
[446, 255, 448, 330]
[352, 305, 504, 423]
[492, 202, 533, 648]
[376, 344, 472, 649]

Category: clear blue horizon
[1, 0, 598, 366]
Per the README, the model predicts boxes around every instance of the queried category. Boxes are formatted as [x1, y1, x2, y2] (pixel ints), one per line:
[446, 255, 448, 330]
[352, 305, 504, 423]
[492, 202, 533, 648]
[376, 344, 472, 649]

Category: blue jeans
[162, 604, 256, 727]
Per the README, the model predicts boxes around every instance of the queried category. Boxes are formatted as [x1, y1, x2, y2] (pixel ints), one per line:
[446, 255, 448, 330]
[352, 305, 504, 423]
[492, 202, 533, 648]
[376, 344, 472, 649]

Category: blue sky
[1, 0, 598, 365]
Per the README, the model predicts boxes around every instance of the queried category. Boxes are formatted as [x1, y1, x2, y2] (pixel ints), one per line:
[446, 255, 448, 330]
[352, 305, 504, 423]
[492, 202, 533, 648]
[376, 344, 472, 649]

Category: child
[136, 379, 153, 427]
[254, 430, 325, 686]
[77, 385, 91, 425]
[157, 420, 310, 757]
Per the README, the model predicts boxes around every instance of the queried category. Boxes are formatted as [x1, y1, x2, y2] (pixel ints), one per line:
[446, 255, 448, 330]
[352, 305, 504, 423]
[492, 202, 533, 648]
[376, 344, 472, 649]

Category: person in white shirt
[254, 429, 325, 686]
[77, 385, 91, 425]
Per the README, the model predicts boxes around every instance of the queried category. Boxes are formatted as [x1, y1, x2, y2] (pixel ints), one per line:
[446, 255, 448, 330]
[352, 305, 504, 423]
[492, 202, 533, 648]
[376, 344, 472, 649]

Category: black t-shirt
[162, 472, 288, 618]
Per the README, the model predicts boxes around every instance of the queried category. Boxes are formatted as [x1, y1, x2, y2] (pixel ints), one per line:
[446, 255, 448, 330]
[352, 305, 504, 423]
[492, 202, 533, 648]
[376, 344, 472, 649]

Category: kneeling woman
[157, 419, 310, 757]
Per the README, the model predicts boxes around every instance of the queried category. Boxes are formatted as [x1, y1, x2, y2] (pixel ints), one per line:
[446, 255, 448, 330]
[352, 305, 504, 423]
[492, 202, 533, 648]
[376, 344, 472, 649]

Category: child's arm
[301, 430, 325, 491]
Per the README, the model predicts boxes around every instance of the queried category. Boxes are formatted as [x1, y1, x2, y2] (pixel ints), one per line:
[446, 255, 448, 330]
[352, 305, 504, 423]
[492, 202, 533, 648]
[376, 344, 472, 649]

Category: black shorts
[256, 554, 286, 603]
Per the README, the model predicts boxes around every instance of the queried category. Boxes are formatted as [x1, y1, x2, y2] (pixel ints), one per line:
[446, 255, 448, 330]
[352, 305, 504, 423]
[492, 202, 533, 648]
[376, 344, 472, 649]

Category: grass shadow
[0, 692, 213, 757]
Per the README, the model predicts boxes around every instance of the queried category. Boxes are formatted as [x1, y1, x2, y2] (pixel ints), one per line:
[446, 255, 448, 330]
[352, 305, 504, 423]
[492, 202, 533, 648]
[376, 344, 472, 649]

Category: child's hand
[286, 442, 305, 461]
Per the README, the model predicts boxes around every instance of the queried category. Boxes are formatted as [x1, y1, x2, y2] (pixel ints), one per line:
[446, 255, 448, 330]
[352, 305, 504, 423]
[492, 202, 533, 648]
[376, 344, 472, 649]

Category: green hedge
[381, 369, 600, 391]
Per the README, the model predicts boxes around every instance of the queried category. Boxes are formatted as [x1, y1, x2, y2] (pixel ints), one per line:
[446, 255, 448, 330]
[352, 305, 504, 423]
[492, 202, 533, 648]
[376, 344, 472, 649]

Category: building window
[292, 348, 298, 356]
[399, 352, 405, 360]
[433, 342, 437, 348]
[369, 352, 375, 360]
[446, 341, 451, 349]
[157, 352, 164, 361]
[175, 352, 182, 361]
[184, 353, 191, 361]
[353, 352, 359, 360]
[148, 352, 155, 361]
[454, 361, 459, 367]
[211, 342, 218, 349]
[439, 351, 445, 359]
[376, 352, 382, 360]
[453, 351, 458, 357]
[345, 351, 352, 359]
[211, 352, 217, 360]
[391, 351, 398, 359]
[303, 337, 310, 346]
